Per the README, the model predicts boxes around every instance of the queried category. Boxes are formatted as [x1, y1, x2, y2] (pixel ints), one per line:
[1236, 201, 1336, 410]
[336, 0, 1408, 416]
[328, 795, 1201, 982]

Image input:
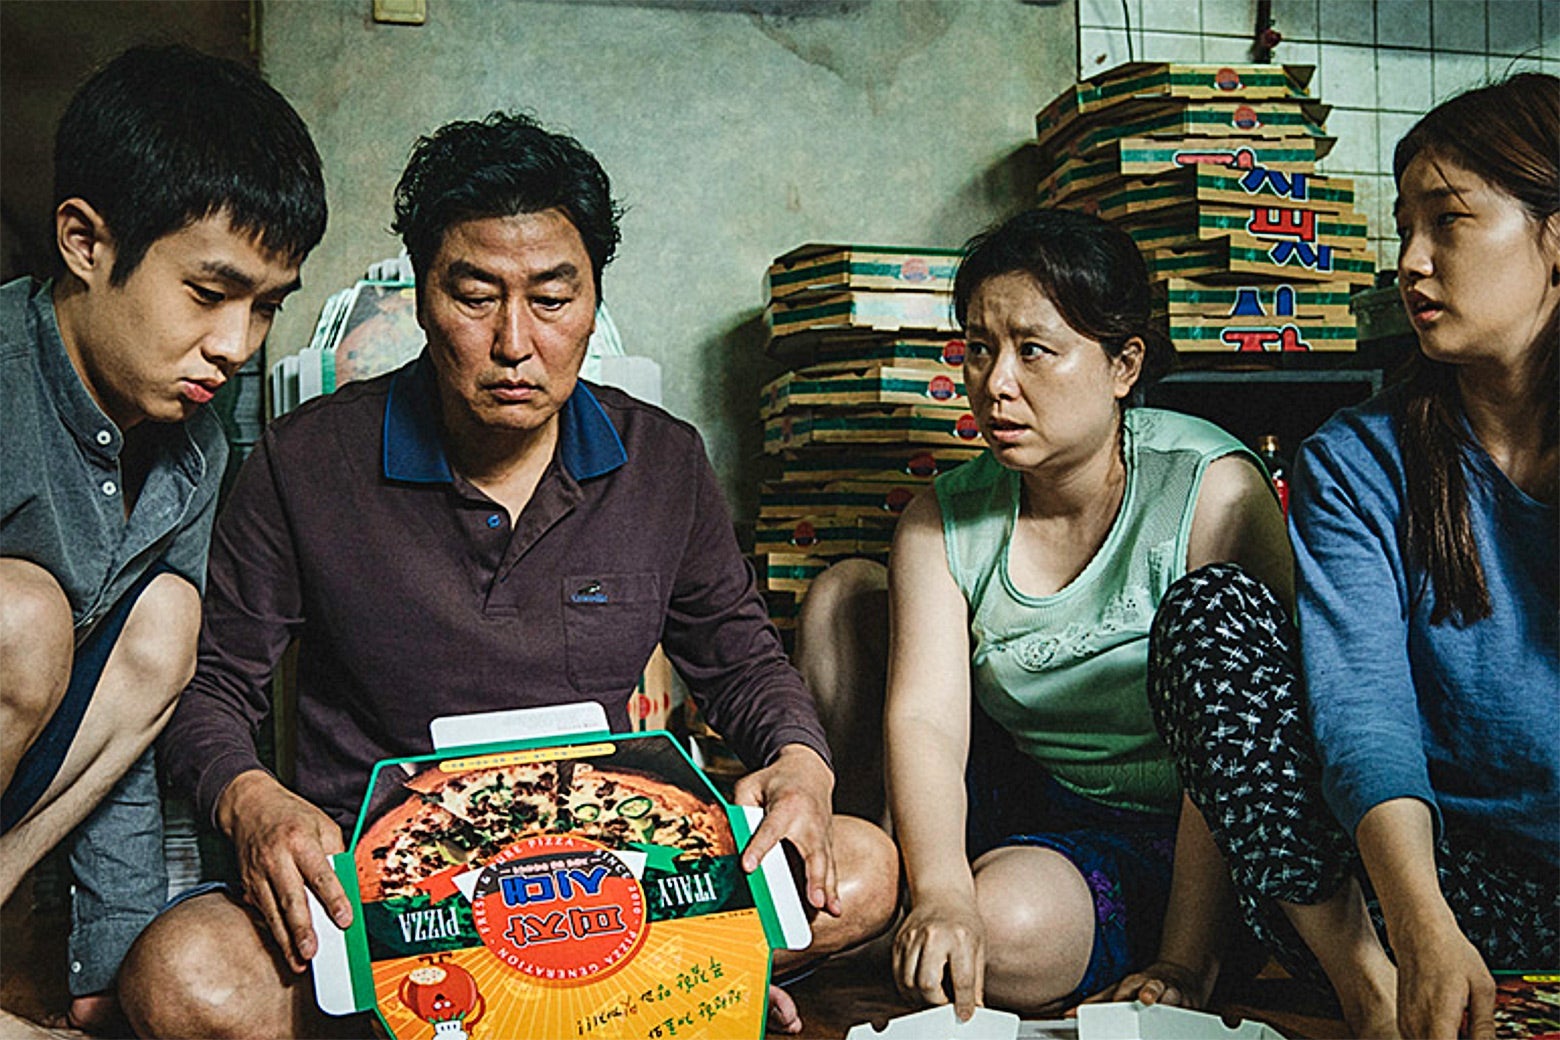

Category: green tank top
[935, 408, 1253, 814]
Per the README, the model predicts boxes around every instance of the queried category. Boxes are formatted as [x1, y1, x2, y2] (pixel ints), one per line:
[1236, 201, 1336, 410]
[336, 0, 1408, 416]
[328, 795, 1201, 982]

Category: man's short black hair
[392, 112, 621, 298]
[54, 44, 327, 284]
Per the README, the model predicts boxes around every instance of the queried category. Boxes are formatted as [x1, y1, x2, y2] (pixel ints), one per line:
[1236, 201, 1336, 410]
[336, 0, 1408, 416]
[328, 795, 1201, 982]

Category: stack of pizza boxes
[307, 706, 810, 1039]
[755, 244, 986, 633]
[1035, 62, 1373, 355]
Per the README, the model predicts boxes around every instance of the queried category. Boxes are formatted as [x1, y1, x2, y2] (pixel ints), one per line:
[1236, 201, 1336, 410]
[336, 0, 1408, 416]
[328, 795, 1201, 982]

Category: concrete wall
[259, 0, 1073, 514]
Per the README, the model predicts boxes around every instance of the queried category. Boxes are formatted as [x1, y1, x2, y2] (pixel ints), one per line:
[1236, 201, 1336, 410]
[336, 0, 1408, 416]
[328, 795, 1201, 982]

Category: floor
[2, 868, 1349, 1040]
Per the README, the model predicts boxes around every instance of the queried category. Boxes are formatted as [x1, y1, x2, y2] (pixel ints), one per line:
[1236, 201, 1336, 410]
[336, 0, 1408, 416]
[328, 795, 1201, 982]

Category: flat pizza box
[760, 366, 968, 419]
[1038, 96, 1332, 162]
[1088, 165, 1360, 222]
[308, 704, 810, 1039]
[766, 244, 961, 300]
[1164, 315, 1357, 353]
[1154, 278, 1356, 318]
[777, 447, 980, 485]
[1037, 134, 1331, 204]
[1035, 63, 1315, 143]
[753, 552, 832, 597]
[758, 479, 921, 520]
[766, 333, 970, 370]
[1142, 236, 1376, 288]
[766, 290, 958, 341]
[754, 515, 897, 558]
[763, 406, 984, 454]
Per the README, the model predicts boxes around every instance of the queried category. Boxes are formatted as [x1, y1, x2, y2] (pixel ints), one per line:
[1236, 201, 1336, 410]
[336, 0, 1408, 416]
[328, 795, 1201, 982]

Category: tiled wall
[1076, 0, 1560, 267]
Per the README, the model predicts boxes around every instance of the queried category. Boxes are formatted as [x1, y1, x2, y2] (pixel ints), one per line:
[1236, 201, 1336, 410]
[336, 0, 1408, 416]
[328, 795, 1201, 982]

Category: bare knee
[813, 816, 899, 953]
[797, 558, 888, 664]
[120, 893, 296, 1039]
[105, 574, 200, 718]
[0, 558, 73, 724]
[973, 847, 1095, 1011]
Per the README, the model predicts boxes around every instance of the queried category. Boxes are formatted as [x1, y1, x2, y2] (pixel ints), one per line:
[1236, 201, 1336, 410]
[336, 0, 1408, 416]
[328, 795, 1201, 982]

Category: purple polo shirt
[159, 355, 830, 831]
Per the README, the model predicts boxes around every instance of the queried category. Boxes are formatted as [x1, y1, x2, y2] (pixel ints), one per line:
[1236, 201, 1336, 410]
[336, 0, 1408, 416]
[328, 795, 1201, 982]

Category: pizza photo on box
[334, 733, 779, 1040]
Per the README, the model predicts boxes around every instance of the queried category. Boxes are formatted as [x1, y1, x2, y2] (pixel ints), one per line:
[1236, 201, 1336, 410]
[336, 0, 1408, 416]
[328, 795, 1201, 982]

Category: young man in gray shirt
[0, 44, 325, 1036]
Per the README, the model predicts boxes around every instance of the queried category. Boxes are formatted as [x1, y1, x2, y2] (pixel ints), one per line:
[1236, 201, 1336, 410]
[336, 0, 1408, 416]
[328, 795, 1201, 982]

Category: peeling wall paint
[261, 0, 1072, 514]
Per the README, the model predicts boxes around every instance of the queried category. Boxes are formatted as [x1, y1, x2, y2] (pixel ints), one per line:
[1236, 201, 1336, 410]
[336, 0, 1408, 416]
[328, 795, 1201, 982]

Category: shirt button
[70, 961, 82, 973]
[95, 430, 112, 446]
[486, 514, 502, 529]
[101, 480, 117, 496]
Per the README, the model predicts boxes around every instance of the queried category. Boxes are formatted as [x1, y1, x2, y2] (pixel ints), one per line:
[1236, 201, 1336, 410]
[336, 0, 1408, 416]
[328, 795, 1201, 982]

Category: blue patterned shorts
[964, 706, 1178, 1005]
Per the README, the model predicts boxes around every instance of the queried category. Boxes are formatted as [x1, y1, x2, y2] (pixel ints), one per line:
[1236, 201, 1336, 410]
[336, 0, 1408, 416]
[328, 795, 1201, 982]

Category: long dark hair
[1392, 72, 1559, 625]
[953, 208, 1174, 405]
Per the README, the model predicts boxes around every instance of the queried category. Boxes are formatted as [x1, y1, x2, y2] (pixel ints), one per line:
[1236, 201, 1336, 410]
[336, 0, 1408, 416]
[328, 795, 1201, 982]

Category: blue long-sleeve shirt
[1291, 383, 1558, 867]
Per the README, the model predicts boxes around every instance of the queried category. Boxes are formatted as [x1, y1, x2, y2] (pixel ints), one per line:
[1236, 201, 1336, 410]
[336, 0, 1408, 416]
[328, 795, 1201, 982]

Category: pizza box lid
[307, 703, 810, 1039]
[766, 244, 962, 300]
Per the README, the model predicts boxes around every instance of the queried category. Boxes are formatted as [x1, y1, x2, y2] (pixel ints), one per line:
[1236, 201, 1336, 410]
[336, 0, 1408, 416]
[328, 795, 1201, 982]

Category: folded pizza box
[754, 515, 897, 558]
[766, 244, 962, 300]
[766, 332, 970, 370]
[1035, 63, 1315, 142]
[763, 406, 984, 454]
[1037, 133, 1330, 204]
[758, 479, 921, 520]
[760, 366, 968, 419]
[1038, 96, 1332, 163]
[1142, 235, 1376, 288]
[307, 704, 811, 1039]
[766, 290, 958, 341]
[777, 448, 980, 485]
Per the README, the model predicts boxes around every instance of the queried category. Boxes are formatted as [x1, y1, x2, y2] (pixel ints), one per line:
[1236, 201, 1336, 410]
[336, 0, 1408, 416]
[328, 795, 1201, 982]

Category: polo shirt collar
[31, 280, 125, 459]
[383, 353, 627, 484]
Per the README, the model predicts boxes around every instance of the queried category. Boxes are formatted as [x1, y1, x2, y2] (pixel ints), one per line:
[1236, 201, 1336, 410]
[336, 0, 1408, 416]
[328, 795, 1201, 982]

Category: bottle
[1255, 434, 1290, 516]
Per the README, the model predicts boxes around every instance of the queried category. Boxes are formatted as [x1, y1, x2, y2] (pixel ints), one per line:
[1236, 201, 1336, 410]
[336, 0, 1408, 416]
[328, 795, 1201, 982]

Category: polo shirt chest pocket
[561, 573, 664, 693]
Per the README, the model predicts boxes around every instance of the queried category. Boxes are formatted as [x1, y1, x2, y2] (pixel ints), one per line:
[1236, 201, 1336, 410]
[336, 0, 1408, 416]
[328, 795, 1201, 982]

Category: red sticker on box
[941, 340, 966, 366]
[927, 375, 956, 401]
[899, 257, 931, 282]
[905, 453, 937, 478]
[955, 414, 980, 440]
[1215, 67, 1242, 91]
[469, 835, 647, 985]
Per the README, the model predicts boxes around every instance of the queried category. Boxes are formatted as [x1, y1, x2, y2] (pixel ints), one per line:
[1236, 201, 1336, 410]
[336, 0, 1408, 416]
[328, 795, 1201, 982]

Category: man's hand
[215, 769, 353, 973]
[1394, 917, 1496, 1040]
[731, 743, 839, 916]
[892, 897, 985, 1021]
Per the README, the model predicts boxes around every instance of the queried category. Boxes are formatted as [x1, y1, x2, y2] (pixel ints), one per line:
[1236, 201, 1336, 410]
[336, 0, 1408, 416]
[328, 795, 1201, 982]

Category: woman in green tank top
[797, 209, 1292, 1019]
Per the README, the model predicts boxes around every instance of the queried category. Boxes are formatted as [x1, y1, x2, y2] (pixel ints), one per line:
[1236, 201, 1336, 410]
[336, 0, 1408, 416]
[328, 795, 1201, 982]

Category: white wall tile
[1270, 0, 1320, 41]
[1349, 173, 1381, 241]
[1277, 40, 1323, 69]
[1378, 110, 1421, 170]
[1490, 52, 1544, 74]
[1376, 47, 1436, 108]
[1202, 0, 1258, 36]
[1140, 0, 1202, 32]
[1432, 48, 1491, 96]
[1203, 34, 1259, 59]
[1432, 0, 1488, 50]
[1139, 29, 1208, 60]
[1488, 0, 1542, 53]
[1081, 0, 1137, 31]
[1377, 0, 1433, 47]
[1320, 0, 1377, 42]
[1319, 106, 1381, 171]
[1080, 26, 1133, 75]
[1543, 0, 1560, 54]
[1320, 42, 1383, 105]
[1544, 55, 1560, 74]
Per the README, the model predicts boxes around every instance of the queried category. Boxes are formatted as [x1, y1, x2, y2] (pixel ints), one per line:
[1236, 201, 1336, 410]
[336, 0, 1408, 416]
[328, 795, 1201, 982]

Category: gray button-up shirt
[0, 277, 226, 634]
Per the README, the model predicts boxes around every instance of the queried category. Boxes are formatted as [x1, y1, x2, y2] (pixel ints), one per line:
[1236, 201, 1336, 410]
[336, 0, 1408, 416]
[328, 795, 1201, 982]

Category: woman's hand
[892, 897, 987, 1022]
[1393, 917, 1496, 1040]
[1088, 959, 1214, 1009]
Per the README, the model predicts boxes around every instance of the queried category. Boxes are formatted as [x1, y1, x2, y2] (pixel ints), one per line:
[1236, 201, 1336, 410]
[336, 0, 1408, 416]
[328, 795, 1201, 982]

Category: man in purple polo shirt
[119, 112, 897, 1037]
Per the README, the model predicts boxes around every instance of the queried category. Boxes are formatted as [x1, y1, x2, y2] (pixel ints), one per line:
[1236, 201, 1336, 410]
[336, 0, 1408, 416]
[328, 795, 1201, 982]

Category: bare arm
[884, 488, 984, 1019]
[1358, 798, 1495, 1040]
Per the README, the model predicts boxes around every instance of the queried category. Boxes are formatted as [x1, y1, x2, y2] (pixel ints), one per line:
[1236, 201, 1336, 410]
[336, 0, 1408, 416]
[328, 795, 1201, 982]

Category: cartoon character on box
[399, 960, 486, 1039]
